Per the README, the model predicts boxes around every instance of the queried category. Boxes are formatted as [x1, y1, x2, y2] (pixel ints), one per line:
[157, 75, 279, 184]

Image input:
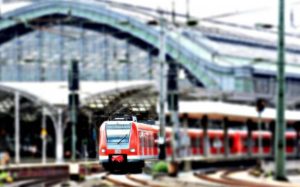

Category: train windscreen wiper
[117, 134, 128, 144]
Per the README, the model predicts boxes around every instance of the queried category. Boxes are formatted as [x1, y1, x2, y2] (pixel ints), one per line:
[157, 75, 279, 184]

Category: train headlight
[130, 148, 136, 153]
[101, 149, 106, 153]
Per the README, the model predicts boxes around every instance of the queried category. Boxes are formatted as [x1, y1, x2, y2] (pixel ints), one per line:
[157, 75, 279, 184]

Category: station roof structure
[0, 0, 300, 110]
[0, 80, 155, 124]
[0, 81, 154, 106]
[1, 0, 300, 91]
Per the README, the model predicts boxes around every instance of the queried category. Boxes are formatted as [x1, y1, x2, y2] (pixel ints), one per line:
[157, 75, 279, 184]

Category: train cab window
[106, 123, 131, 149]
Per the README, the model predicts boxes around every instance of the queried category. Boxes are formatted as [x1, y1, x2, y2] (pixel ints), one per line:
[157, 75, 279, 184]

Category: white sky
[115, 0, 295, 17]
[114, 0, 300, 29]
[2, 0, 300, 29]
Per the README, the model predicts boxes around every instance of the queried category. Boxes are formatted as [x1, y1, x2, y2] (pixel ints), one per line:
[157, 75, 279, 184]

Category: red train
[98, 118, 298, 171]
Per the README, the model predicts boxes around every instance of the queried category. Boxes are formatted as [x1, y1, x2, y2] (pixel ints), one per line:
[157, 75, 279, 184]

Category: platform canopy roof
[0, 81, 154, 106]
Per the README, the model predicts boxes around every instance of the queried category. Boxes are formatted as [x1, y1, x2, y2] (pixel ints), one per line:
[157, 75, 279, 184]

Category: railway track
[194, 169, 296, 187]
[6, 177, 67, 187]
[104, 168, 295, 187]
[104, 172, 222, 187]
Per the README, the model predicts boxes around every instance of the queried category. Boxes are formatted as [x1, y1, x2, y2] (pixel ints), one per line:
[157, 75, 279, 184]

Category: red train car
[99, 118, 298, 171]
[99, 119, 158, 171]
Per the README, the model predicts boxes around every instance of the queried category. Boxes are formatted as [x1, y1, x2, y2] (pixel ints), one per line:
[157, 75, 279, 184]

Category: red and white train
[98, 117, 299, 171]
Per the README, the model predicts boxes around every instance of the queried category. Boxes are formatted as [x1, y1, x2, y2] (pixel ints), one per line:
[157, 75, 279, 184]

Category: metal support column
[223, 118, 229, 157]
[42, 107, 47, 164]
[258, 112, 263, 156]
[15, 35, 22, 81]
[270, 121, 276, 156]
[0, 51, 2, 81]
[59, 24, 65, 80]
[297, 128, 300, 158]
[158, 12, 167, 160]
[247, 120, 253, 157]
[168, 62, 179, 161]
[186, 0, 190, 20]
[147, 47, 153, 80]
[80, 24, 85, 73]
[125, 40, 131, 80]
[14, 92, 20, 164]
[202, 116, 209, 157]
[37, 30, 44, 81]
[103, 28, 109, 80]
[56, 108, 64, 163]
[275, 0, 287, 181]
[69, 60, 80, 162]
[182, 114, 191, 171]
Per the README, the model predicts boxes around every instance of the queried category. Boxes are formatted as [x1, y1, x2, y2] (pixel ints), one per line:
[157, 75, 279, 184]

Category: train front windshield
[106, 123, 131, 149]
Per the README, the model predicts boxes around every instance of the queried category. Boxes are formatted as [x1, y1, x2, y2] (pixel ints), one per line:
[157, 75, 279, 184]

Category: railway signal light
[256, 98, 266, 113]
[68, 59, 79, 91]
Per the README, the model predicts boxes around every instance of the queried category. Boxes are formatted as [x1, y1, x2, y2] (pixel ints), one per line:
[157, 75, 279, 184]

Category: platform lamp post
[158, 10, 167, 160]
[146, 6, 198, 160]
[68, 59, 80, 162]
[275, 0, 287, 181]
[146, 10, 167, 160]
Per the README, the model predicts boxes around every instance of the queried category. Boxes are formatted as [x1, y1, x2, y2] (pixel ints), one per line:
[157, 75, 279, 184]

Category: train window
[213, 138, 222, 148]
[143, 134, 147, 148]
[262, 138, 271, 147]
[229, 138, 234, 147]
[151, 134, 155, 148]
[254, 138, 259, 147]
[191, 138, 196, 147]
[166, 140, 171, 148]
[139, 132, 143, 148]
[287, 138, 295, 147]
[145, 133, 150, 148]
[242, 137, 248, 148]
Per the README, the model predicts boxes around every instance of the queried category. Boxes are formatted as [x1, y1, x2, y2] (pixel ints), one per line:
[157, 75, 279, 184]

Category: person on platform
[0, 129, 10, 166]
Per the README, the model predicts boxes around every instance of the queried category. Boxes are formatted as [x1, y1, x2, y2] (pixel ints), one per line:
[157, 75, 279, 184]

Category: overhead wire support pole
[69, 59, 79, 162]
[258, 112, 263, 156]
[275, 0, 287, 181]
[158, 9, 167, 160]
[14, 91, 20, 164]
[37, 30, 44, 81]
[56, 108, 64, 163]
[42, 107, 47, 164]
[59, 23, 65, 80]
[103, 27, 109, 80]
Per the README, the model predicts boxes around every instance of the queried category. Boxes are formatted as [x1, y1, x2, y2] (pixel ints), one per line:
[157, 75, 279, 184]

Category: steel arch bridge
[0, 0, 239, 91]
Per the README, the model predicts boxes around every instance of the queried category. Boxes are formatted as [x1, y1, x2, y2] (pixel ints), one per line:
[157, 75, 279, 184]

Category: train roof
[173, 101, 300, 123]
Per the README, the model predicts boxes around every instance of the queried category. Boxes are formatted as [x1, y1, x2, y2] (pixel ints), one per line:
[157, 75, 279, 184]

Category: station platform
[0, 161, 102, 183]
